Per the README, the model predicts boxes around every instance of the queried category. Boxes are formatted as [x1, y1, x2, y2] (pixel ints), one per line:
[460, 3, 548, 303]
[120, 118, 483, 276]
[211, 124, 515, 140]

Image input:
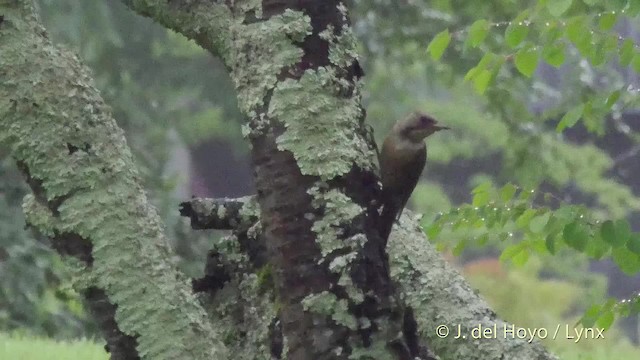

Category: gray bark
[0, 0, 562, 359]
[0, 2, 226, 359]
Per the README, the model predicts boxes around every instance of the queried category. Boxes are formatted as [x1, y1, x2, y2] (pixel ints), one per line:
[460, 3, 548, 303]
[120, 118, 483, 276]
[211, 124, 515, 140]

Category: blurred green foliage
[0, 332, 107, 360]
[0, 159, 90, 338]
[1, 0, 238, 338]
[464, 259, 640, 359]
[352, 0, 640, 332]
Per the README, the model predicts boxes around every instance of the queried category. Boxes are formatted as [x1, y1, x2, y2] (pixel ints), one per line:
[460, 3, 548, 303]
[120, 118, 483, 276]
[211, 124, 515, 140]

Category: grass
[0, 332, 107, 360]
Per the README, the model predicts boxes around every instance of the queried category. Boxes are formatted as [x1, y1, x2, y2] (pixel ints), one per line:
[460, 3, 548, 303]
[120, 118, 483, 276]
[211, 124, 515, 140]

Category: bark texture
[184, 197, 561, 360]
[123, 0, 418, 358]
[0, 2, 226, 359]
[1, 0, 563, 359]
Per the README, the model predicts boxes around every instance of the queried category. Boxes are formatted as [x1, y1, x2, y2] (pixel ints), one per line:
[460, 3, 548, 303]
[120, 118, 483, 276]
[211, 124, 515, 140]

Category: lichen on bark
[229, 8, 312, 116]
[271, 68, 374, 180]
[0, 2, 226, 359]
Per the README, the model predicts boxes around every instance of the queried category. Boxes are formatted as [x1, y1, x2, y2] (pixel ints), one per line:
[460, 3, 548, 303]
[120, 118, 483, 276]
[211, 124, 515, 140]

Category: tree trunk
[0, 2, 226, 359]
[1, 0, 561, 359]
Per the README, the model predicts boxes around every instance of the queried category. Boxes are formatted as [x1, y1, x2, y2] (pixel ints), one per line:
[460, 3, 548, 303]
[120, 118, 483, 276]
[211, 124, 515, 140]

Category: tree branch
[389, 221, 558, 360]
[0, 2, 227, 359]
[182, 196, 559, 359]
[179, 196, 259, 230]
[61, 0, 559, 358]
[119, 0, 232, 61]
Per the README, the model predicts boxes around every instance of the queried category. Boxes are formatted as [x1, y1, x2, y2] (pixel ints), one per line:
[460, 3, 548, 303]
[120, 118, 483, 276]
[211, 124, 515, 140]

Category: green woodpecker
[378, 112, 449, 241]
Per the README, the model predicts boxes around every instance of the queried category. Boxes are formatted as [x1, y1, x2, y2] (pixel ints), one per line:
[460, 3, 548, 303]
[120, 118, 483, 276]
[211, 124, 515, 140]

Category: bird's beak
[434, 125, 450, 131]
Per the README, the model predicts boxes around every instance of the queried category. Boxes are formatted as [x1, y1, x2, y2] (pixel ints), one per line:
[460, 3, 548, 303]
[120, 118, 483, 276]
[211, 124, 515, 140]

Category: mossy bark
[0, 2, 226, 359]
[1, 0, 562, 359]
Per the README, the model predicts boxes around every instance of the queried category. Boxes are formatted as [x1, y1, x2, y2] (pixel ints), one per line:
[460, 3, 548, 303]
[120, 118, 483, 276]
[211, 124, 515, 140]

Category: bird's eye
[419, 115, 432, 125]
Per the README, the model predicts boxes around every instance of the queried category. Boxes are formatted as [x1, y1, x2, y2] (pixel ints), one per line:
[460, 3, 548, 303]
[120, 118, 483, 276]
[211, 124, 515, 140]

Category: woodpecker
[378, 112, 449, 241]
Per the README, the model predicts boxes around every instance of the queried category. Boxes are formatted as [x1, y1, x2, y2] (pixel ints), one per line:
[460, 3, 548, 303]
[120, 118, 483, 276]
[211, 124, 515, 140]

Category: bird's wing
[394, 148, 426, 220]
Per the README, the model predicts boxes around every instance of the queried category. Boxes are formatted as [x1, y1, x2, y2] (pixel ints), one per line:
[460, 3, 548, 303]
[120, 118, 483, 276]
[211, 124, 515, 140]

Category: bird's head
[394, 111, 450, 143]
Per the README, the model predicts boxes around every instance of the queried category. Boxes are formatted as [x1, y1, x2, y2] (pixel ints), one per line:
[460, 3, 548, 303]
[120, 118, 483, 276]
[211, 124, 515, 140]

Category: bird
[378, 112, 449, 242]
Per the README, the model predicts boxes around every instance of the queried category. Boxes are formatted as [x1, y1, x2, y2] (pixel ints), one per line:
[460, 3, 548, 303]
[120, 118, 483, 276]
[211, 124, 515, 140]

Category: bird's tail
[378, 199, 399, 244]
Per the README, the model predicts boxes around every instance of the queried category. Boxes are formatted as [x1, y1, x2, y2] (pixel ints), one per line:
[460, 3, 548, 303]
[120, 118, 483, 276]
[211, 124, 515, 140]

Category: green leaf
[629, 0, 640, 16]
[477, 233, 489, 246]
[618, 301, 631, 317]
[581, 304, 601, 327]
[554, 205, 576, 220]
[545, 234, 557, 254]
[467, 20, 490, 48]
[505, 23, 529, 48]
[602, 34, 619, 57]
[595, 310, 615, 330]
[556, 104, 584, 132]
[464, 67, 480, 82]
[514, 46, 539, 77]
[601, 220, 623, 247]
[472, 181, 492, 194]
[512, 247, 530, 266]
[472, 182, 492, 207]
[529, 213, 550, 233]
[427, 30, 451, 61]
[500, 183, 517, 203]
[542, 23, 563, 43]
[547, 0, 573, 17]
[473, 69, 492, 94]
[518, 188, 535, 201]
[612, 247, 640, 275]
[426, 222, 442, 239]
[615, 219, 631, 243]
[566, 16, 586, 43]
[500, 244, 524, 262]
[531, 237, 548, 253]
[563, 221, 589, 251]
[452, 241, 466, 256]
[543, 213, 561, 232]
[627, 233, 640, 255]
[586, 231, 610, 259]
[472, 191, 489, 207]
[477, 52, 497, 67]
[487, 210, 505, 229]
[591, 35, 618, 67]
[581, 0, 597, 4]
[632, 53, 640, 74]
[465, 52, 497, 82]
[516, 209, 538, 228]
[619, 39, 635, 67]
[598, 13, 618, 31]
[567, 17, 593, 56]
[606, 90, 621, 108]
[582, 101, 606, 135]
[542, 42, 566, 67]
[631, 298, 640, 314]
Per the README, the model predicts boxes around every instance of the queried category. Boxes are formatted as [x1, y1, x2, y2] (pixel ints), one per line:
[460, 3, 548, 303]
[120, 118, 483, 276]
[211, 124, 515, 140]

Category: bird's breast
[380, 136, 426, 187]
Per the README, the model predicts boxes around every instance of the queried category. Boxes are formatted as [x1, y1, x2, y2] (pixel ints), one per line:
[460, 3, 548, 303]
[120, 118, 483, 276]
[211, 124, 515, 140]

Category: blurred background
[2, 0, 640, 358]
